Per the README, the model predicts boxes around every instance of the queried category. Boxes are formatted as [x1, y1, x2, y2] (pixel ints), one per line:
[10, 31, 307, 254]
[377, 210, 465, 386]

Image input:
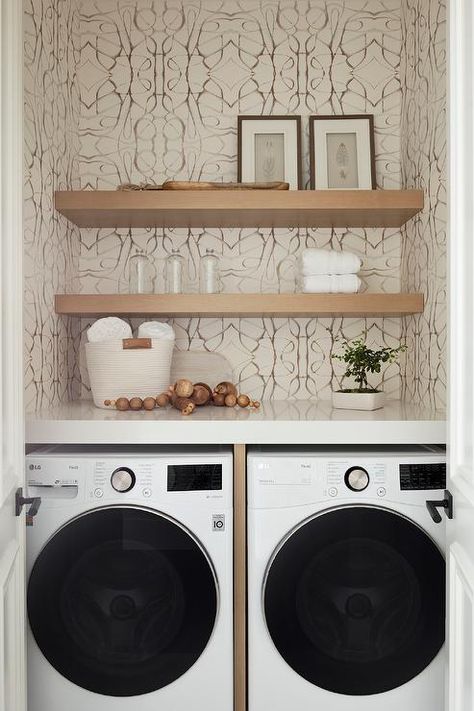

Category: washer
[247, 446, 446, 711]
[26, 446, 233, 711]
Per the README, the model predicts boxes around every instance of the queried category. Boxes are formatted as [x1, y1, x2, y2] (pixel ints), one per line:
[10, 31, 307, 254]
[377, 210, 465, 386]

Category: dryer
[247, 446, 446, 711]
[26, 446, 233, 711]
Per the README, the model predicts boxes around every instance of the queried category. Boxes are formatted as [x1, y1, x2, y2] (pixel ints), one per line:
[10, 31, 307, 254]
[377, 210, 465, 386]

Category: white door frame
[447, 0, 474, 708]
[0, 0, 26, 709]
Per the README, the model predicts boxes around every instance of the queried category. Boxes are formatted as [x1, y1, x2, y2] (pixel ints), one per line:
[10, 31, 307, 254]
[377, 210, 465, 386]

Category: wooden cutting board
[170, 350, 233, 386]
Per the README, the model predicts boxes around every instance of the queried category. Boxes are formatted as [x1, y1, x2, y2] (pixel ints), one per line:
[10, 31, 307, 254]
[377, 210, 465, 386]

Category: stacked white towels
[303, 274, 361, 294]
[87, 317, 175, 343]
[138, 321, 175, 340]
[300, 248, 362, 294]
[300, 249, 361, 276]
[87, 317, 132, 343]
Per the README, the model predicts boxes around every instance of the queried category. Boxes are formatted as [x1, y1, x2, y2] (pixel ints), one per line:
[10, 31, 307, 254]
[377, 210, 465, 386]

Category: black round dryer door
[264, 506, 445, 696]
[27, 507, 218, 697]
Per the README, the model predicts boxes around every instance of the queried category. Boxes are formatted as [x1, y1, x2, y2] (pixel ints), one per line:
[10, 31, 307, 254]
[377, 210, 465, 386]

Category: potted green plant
[332, 338, 407, 410]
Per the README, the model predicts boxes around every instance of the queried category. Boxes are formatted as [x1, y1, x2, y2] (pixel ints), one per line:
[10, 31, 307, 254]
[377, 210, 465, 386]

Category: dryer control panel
[326, 459, 387, 499]
[247, 447, 446, 509]
[399, 462, 446, 490]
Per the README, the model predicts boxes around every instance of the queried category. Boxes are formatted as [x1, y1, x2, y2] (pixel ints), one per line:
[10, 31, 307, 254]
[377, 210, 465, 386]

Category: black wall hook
[15, 488, 41, 526]
[426, 490, 453, 524]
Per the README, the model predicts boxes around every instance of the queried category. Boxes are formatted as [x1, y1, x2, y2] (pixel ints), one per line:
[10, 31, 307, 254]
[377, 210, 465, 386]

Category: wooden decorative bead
[214, 381, 238, 397]
[212, 393, 226, 407]
[156, 393, 170, 407]
[174, 379, 194, 398]
[192, 383, 212, 406]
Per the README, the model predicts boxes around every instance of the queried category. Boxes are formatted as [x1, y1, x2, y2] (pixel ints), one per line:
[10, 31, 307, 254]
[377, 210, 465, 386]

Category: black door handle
[15, 488, 41, 526]
[426, 490, 453, 523]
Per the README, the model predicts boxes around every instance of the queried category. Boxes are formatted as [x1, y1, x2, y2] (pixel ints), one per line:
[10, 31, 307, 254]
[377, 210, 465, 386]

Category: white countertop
[26, 400, 446, 445]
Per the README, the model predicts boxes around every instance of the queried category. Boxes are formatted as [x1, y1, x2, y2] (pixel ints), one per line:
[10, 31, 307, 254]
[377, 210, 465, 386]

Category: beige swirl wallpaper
[23, 0, 447, 410]
[400, 0, 447, 410]
[24, 0, 81, 412]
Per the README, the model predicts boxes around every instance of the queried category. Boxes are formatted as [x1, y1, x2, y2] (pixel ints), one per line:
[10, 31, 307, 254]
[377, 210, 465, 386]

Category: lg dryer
[247, 446, 446, 711]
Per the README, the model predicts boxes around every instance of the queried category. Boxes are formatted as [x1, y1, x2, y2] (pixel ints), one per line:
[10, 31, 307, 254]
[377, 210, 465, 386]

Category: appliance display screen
[167, 464, 223, 491]
[399, 463, 446, 490]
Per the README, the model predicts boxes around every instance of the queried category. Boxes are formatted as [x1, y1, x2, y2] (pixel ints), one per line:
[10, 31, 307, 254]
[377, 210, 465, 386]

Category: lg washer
[247, 445, 447, 711]
[26, 446, 233, 711]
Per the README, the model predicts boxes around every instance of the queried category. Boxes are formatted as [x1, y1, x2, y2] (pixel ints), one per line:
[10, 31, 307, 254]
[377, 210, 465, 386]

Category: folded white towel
[302, 274, 362, 293]
[138, 321, 175, 341]
[87, 317, 132, 343]
[301, 248, 361, 276]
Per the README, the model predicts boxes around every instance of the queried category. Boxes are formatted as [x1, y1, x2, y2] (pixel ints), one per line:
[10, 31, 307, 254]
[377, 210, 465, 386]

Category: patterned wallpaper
[23, 0, 448, 406]
[78, 0, 402, 190]
[24, 0, 82, 412]
[400, 0, 447, 409]
[76, 0, 405, 401]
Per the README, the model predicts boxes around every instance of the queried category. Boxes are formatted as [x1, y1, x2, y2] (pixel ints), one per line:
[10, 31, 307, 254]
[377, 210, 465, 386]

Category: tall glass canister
[199, 249, 221, 294]
[128, 249, 154, 294]
[165, 249, 186, 294]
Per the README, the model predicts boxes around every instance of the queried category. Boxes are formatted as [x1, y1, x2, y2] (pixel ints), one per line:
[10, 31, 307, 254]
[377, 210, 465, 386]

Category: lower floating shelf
[55, 293, 424, 317]
[25, 400, 446, 446]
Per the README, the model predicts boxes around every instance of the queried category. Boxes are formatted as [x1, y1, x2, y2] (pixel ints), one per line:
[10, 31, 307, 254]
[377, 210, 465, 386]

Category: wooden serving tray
[162, 180, 290, 191]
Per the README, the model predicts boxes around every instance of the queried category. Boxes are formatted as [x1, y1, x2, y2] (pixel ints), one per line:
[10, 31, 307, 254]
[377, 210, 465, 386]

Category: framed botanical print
[309, 115, 376, 190]
[238, 115, 302, 190]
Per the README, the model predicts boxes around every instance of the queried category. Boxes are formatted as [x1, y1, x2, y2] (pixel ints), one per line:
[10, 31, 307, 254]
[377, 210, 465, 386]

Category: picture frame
[238, 115, 302, 190]
[309, 115, 376, 190]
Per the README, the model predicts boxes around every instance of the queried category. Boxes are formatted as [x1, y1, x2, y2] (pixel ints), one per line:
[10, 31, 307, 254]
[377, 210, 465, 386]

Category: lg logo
[212, 514, 225, 531]
[29, 464, 41, 471]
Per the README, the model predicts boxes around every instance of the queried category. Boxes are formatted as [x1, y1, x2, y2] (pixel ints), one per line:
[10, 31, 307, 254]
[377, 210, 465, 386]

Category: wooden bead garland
[104, 378, 259, 415]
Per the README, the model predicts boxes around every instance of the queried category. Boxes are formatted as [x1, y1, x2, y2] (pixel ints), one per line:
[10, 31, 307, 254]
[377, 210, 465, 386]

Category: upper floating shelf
[54, 189, 424, 229]
[55, 293, 424, 318]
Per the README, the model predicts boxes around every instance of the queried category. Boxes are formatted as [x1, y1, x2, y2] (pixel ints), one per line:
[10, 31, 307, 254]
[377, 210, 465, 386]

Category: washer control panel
[90, 460, 225, 501]
[92, 460, 153, 500]
[344, 466, 370, 492]
[111, 467, 136, 493]
[25, 449, 233, 510]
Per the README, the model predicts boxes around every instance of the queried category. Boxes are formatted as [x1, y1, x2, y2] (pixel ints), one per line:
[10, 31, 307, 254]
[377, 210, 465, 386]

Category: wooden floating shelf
[55, 293, 424, 318]
[55, 189, 424, 229]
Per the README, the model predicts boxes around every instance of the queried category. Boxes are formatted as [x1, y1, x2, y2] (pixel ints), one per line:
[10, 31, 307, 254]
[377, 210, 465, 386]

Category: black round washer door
[264, 506, 445, 696]
[28, 507, 218, 697]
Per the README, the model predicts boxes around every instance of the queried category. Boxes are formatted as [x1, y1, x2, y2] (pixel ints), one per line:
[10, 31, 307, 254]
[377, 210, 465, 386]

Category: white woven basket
[86, 338, 174, 408]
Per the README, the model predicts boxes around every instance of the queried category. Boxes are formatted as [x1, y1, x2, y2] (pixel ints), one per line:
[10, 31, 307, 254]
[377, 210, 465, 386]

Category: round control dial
[111, 467, 136, 493]
[344, 466, 370, 492]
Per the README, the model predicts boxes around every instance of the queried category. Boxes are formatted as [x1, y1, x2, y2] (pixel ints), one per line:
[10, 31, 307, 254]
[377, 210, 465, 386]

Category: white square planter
[332, 390, 385, 411]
